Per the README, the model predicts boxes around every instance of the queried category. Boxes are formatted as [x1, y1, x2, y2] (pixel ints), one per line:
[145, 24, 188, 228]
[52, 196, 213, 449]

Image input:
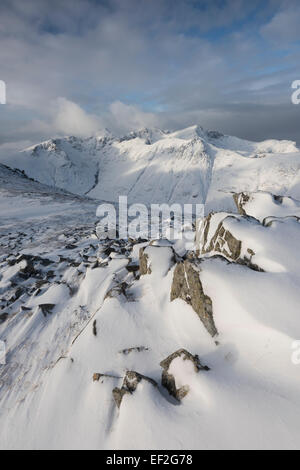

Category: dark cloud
[0, 0, 299, 148]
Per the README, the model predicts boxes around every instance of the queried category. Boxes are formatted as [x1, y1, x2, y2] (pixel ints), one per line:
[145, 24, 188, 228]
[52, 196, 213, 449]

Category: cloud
[261, 3, 300, 44]
[0, 0, 299, 147]
[106, 101, 156, 133]
[53, 98, 101, 136]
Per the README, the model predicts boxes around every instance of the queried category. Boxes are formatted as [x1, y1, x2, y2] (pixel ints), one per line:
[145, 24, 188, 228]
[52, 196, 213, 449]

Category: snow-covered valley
[1, 126, 300, 449]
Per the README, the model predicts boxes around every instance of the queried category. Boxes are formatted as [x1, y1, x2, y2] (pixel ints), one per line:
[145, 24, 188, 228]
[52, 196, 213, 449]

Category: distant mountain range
[1, 125, 299, 212]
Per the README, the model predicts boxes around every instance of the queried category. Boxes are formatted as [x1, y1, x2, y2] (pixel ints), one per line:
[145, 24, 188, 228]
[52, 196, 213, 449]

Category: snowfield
[1, 126, 300, 449]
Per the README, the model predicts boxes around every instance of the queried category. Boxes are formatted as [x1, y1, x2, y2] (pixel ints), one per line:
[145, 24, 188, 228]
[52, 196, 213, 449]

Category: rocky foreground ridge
[1, 184, 300, 448]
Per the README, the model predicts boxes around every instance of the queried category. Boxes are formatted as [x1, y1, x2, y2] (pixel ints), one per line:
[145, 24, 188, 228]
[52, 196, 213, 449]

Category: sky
[0, 0, 300, 152]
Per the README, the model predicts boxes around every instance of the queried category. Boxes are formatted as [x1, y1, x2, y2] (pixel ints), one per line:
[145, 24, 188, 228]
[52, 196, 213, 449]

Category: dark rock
[139, 245, 176, 276]
[160, 348, 209, 401]
[93, 372, 122, 382]
[0, 312, 8, 323]
[126, 263, 139, 273]
[104, 282, 134, 301]
[207, 130, 223, 139]
[98, 261, 109, 268]
[20, 259, 36, 276]
[39, 303, 55, 317]
[170, 259, 218, 337]
[112, 371, 157, 408]
[273, 194, 283, 204]
[139, 247, 151, 275]
[233, 192, 250, 216]
[199, 213, 264, 272]
[35, 280, 49, 289]
[93, 319, 97, 336]
[112, 387, 128, 408]
[263, 215, 300, 227]
[202, 215, 242, 261]
[234, 191, 286, 217]
[119, 346, 149, 355]
[91, 260, 99, 269]
[20, 306, 31, 312]
[103, 246, 116, 257]
[9, 287, 25, 303]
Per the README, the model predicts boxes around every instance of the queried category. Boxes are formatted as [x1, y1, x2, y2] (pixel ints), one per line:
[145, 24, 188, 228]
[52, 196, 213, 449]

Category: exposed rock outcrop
[170, 259, 218, 337]
[160, 348, 209, 401]
[139, 248, 151, 275]
[233, 191, 300, 222]
[112, 371, 157, 408]
[263, 215, 300, 227]
[233, 192, 250, 216]
[39, 303, 55, 317]
[201, 214, 242, 261]
[93, 372, 121, 382]
[139, 245, 176, 276]
[0, 313, 8, 323]
[104, 281, 134, 302]
[196, 213, 263, 272]
[92, 320, 97, 336]
[119, 346, 149, 355]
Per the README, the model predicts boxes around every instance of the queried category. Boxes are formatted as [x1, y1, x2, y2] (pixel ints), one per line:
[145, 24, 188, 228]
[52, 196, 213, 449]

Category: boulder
[170, 259, 218, 337]
[160, 348, 209, 401]
[139, 248, 151, 275]
[196, 212, 263, 272]
[201, 214, 242, 261]
[233, 191, 300, 222]
[92, 319, 97, 336]
[233, 192, 250, 216]
[119, 346, 149, 355]
[104, 281, 134, 301]
[39, 303, 55, 317]
[112, 370, 157, 408]
[263, 215, 300, 227]
[0, 312, 8, 323]
[139, 245, 176, 276]
[93, 372, 122, 382]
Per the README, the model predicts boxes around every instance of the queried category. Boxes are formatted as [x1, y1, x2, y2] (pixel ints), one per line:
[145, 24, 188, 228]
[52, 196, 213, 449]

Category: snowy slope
[1, 200, 300, 449]
[0, 127, 212, 204]
[2, 125, 299, 208]
[233, 191, 300, 222]
[1, 126, 300, 450]
[0, 162, 99, 224]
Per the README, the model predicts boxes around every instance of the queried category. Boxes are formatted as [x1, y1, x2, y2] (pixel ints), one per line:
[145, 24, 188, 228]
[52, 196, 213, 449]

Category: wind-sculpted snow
[234, 191, 300, 222]
[1, 128, 300, 449]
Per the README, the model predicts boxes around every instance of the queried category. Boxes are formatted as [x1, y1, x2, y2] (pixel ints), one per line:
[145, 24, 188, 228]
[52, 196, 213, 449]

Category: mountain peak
[1, 124, 299, 207]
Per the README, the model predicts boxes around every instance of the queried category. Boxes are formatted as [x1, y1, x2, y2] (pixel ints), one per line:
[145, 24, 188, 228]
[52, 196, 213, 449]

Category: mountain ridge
[1, 125, 299, 211]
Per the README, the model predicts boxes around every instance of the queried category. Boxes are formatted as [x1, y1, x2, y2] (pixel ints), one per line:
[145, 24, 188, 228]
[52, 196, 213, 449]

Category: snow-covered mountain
[2, 125, 300, 210]
[1, 125, 300, 450]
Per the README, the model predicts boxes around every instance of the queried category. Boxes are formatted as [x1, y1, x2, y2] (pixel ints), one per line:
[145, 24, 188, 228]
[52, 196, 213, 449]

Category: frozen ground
[1, 128, 300, 449]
